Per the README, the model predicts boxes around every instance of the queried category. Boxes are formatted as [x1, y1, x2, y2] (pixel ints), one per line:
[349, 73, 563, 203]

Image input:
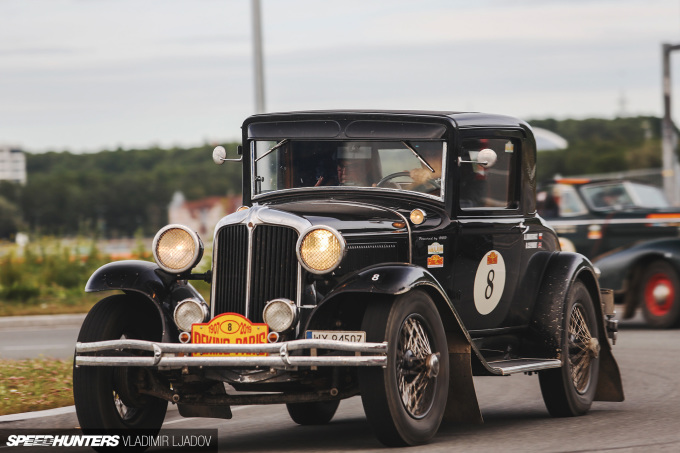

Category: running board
[486, 358, 562, 375]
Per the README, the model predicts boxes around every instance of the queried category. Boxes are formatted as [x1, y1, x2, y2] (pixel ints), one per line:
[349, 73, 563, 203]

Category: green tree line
[0, 116, 672, 239]
[532, 116, 665, 181]
[0, 143, 241, 238]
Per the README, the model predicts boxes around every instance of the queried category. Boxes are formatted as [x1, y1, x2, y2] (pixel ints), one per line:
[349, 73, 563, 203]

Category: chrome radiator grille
[213, 224, 299, 323]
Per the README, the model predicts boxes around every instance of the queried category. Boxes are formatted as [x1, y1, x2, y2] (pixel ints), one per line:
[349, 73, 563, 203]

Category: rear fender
[85, 260, 205, 342]
[311, 263, 484, 424]
[529, 252, 624, 402]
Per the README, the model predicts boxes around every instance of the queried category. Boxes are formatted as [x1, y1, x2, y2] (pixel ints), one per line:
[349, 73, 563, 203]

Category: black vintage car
[537, 179, 680, 328]
[74, 111, 623, 448]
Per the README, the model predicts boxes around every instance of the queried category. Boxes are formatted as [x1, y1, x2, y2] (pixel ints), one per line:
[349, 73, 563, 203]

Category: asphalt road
[0, 314, 84, 360]
[2, 316, 679, 452]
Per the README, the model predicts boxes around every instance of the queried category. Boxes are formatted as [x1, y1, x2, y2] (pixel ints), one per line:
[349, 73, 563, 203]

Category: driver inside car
[315, 145, 373, 187]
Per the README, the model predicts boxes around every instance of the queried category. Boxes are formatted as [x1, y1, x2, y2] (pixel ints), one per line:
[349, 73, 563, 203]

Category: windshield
[251, 140, 446, 199]
[580, 182, 669, 211]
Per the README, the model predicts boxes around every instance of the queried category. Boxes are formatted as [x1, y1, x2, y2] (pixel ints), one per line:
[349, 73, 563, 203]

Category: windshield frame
[249, 139, 448, 203]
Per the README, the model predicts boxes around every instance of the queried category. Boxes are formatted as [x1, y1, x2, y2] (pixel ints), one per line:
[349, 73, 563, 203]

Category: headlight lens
[263, 299, 297, 332]
[173, 298, 208, 333]
[297, 227, 345, 274]
[153, 225, 203, 274]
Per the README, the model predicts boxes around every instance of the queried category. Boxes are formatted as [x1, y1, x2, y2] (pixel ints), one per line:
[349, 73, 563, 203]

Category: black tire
[639, 260, 680, 329]
[358, 290, 449, 447]
[286, 400, 340, 425]
[539, 280, 601, 417]
[73, 295, 167, 446]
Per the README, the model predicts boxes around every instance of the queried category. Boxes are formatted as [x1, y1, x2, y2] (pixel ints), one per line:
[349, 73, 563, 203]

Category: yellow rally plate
[191, 313, 268, 357]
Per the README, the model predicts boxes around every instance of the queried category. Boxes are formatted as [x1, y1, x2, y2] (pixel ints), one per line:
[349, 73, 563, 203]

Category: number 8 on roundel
[473, 250, 506, 315]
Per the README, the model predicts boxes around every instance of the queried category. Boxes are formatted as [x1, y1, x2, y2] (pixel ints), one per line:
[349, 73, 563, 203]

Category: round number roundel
[473, 250, 506, 315]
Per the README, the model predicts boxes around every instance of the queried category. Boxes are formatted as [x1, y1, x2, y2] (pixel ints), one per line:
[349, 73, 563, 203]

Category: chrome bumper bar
[75, 338, 388, 368]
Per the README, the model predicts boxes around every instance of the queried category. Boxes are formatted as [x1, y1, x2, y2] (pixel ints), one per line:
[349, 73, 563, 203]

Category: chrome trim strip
[245, 222, 254, 318]
[296, 262, 303, 337]
[547, 217, 680, 227]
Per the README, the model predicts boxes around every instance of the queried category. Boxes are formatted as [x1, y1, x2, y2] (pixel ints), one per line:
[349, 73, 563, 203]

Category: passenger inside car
[408, 144, 443, 194]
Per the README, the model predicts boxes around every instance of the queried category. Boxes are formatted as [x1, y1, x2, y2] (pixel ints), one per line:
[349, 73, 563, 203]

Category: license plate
[305, 330, 366, 342]
[191, 313, 268, 356]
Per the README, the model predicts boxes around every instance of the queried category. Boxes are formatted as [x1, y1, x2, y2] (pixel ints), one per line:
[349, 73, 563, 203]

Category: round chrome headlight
[152, 224, 203, 274]
[173, 298, 209, 333]
[296, 226, 345, 274]
[263, 298, 298, 332]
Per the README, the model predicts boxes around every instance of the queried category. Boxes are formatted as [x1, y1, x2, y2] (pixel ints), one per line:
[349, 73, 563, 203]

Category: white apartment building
[0, 145, 27, 184]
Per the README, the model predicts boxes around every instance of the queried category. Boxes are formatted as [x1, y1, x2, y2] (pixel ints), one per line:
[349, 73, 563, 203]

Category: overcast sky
[1, 0, 680, 153]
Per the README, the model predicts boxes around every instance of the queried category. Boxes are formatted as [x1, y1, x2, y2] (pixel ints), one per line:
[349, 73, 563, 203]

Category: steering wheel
[377, 172, 440, 192]
[377, 172, 413, 188]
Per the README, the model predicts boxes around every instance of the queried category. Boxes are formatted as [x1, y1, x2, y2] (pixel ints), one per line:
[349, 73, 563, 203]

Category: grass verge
[0, 358, 73, 416]
[0, 293, 100, 317]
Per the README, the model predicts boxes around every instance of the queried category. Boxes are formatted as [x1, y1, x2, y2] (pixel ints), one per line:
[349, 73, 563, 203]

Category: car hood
[266, 200, 406, 236]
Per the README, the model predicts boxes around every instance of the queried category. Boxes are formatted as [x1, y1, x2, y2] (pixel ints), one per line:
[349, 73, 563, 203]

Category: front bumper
[75, 338, 388, 369]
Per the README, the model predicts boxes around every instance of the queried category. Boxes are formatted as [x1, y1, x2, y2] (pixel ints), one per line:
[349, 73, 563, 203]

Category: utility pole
[662, 43, 680, 205]
[252, 0, 266, 114]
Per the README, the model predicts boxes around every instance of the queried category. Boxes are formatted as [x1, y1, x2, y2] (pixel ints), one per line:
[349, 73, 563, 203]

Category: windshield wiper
[255, 139, 289, 162]
[402, 141, 434, 172]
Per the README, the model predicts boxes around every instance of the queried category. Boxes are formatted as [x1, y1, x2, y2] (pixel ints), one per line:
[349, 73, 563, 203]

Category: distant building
[0, 145, 27, 184]
[168, 191, 242, 236]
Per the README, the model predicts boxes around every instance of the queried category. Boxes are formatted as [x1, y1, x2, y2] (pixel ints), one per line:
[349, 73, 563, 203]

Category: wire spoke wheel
[113, 391, 138, 420]
[359, 290, 448, 447]
[397, 315, 437, 418]
[540, 280, 600, 417]
[568, 304, 598, 394]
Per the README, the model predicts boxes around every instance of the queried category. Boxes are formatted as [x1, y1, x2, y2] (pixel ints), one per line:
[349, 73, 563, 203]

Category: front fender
[310, 263, 484, 424]
[85, 260, 173, 303]
[85, 260, 205, 342]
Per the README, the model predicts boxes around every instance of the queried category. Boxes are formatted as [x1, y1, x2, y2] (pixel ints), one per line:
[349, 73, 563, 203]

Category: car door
[450, 134, 539, 332]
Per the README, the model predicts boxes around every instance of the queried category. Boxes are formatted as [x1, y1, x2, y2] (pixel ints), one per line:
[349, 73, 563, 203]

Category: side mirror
[457, 148, 498, 168]
[477, 148, 497, 168]
[212, 146, 242, 165]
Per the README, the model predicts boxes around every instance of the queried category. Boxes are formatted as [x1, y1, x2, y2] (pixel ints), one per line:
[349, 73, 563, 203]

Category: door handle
[512, 221, 530, 234]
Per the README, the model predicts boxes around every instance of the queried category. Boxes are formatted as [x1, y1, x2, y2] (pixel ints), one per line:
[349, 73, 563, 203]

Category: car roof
[243, 110, 529, 130]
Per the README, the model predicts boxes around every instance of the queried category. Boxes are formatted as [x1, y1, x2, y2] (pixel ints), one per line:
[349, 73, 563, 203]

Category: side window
[555, 184, 588, 216]
[459, 138, 519, 210]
